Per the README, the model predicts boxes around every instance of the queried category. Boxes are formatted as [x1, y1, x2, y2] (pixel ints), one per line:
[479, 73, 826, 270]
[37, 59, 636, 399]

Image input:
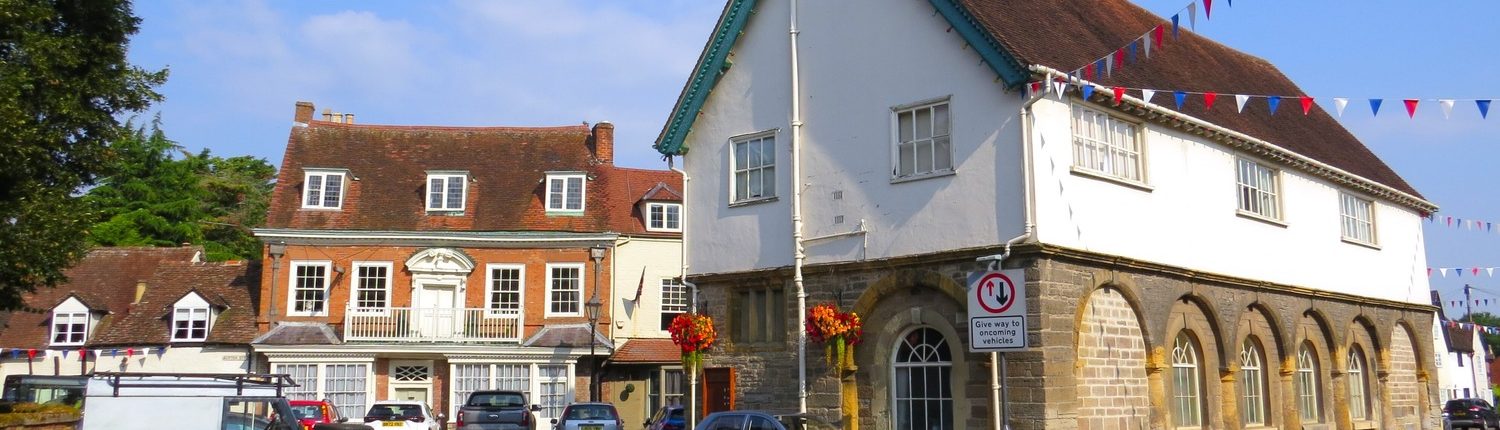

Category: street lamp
[587, 245, 607, 402]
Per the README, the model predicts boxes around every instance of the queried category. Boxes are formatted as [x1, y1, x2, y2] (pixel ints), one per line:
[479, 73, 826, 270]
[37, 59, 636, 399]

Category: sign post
[968, 269, 1027, 430]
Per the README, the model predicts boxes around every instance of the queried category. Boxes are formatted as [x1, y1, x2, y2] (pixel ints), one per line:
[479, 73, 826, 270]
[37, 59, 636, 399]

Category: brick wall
[1389, 328, 1420, 426]
[1075, 287, 1150, 430]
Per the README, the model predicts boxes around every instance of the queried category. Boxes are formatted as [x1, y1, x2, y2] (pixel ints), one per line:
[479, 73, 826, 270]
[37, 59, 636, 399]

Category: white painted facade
[1435, 316, 1492, 403]
[677, 0, 1429, 304]
[610, 236, 686, 339]
[0, 345, 256, 382]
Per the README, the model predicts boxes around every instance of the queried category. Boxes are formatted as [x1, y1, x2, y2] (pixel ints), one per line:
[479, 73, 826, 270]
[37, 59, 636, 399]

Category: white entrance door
[416, 283, 458, 338]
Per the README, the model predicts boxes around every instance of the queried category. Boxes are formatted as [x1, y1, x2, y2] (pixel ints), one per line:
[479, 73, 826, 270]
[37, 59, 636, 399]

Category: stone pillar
[1219, 366, 1239, 430]
[1331, 344, 1350, 430]
[1281, 356, 1299, 430]
[1146, 347, 1169, 430]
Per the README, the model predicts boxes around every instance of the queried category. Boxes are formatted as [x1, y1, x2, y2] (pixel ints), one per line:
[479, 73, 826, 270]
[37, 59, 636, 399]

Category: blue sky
[127, 1, 1499, 315]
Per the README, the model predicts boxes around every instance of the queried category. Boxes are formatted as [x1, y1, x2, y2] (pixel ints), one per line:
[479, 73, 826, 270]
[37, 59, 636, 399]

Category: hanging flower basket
[805, 303, 863, 372]
[668, 313, 717, 370]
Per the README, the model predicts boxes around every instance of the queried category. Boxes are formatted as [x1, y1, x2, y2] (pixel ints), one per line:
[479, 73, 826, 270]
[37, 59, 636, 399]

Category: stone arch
[1386, 322, 1422, 428]
[854, 275, 972, 430]
[852, 269, 966, 318]
[1234, 304, 1283, 428]
[1074, 286, 1151, 430]
[1163, 295, 1225, 429]
[1170, 294, 1229, 371]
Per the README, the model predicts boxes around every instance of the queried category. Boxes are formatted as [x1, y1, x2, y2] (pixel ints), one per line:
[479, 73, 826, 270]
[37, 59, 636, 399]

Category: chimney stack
[133, 281, 147, 304]
[345, 113, 355, 124]
[591, 121, 614, 164]
[294, 101, 315, 124]
[322, 108, 333, 122]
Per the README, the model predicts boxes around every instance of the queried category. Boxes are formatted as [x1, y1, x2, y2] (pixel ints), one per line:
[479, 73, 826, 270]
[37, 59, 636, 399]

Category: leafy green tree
[85, 121, 275, 261]
[0, 0, 167, 310]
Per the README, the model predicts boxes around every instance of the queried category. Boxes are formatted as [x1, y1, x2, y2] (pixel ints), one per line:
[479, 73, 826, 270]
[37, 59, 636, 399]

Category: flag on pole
[634, 268, 646, 302]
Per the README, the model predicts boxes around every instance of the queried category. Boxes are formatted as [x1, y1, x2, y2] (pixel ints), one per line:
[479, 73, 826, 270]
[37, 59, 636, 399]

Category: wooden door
[702, 367, 735, 415]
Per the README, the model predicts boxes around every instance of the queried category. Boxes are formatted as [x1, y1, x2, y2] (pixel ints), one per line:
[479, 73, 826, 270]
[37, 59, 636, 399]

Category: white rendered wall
[0, 346, 255, 381]
[611, 237, 685, 339]
[682, 0, 1026, 275]
[1026, 97, 1431, 303]
[1435, 317, 1490, 402]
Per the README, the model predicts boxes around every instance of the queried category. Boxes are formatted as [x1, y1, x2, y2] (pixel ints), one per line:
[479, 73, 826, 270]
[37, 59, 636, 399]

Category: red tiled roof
[610, 338, 679, 364]
[0, 247, 201, 350]
[957, 0, 1420, 198]
[88, 261, 260, 347]
[265, 112, 683, 235]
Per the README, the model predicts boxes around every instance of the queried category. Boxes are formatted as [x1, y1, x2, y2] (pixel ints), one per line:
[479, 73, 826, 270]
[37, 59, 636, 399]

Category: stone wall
[1074, 288, 1150, 430]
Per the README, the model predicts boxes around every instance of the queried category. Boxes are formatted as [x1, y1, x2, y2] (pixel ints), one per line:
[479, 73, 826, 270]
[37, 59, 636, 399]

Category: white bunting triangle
[1105, 55, 1114, 77]
[1235, 94, 1250, 113]
[1334, 98, 1349, 118]
[1441, 99, 1455, 119]
[1489, 268, 1495, 277]
[1143, 34, 1152, 58]
[1141, 89, 1157, 105]
[1188, 3, 1198, 30]
[1440, 268, 1450, 277]
[1052, 80, 1068, 100]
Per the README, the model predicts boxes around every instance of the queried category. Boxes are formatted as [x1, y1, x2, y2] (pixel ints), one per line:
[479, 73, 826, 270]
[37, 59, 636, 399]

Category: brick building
[653, 1, 1439, 430]
[0, 247, 261, 382]
[251, 103, 683, 424]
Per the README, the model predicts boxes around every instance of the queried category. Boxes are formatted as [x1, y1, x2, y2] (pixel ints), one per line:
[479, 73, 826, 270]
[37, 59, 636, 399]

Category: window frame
[1235, 157, 1284, 223]
[1339, 192, 1378, 247]
[890, 97, 955, 182]
[544, 263, 585, 318]
[426, 172, 469, 212]
[1238, 339, 1269, 427]
[646, 202, 683, 232]
[1170, 332, 1203, 428]
[545, 172, 588, 213]
[171, 306, 212, 342]
[1347, 347, 1370, 421]
[1069, 102, 1148, 186]
[1295, 343, 1322, 423]
[733, 287, 785, 344]
[485, 264, 526, 318]
[350, 261, 393, 315]
[889, 327, 954, 430]
[729, 130, 778, 205]
[288, 261, 333, 317]
[274, 362, 372, 420]
[660, 278, 687, 331]
[49, 311, 90, 346]
[301, 169, 347, 210]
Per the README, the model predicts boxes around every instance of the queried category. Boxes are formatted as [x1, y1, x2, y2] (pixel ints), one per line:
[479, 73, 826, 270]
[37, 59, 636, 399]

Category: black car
[1446, 398, 1500, 430]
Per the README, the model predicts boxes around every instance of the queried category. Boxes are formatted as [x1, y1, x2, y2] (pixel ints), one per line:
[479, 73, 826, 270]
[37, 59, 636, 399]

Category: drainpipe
[788, 0, 809, 415]
[670, 157, 700, 429]
[976, 72, 1049, 430]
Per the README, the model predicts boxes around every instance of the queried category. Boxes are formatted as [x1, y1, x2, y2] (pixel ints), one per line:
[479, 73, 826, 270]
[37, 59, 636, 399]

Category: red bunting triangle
[1084, 66, 1095, 81]
[1300, 96, 1314, 115]
[1114, 49, 1125, 69]
[1204, 0, 1213, 19]
[1029, 82, 1042, 96]
[1153, 25, 1165, 49]
[26, 349, 36, 359]
[1204, 92, 1218, 110]
[1404, 99, 1419, 118]
[1113, 87, 1125, 105]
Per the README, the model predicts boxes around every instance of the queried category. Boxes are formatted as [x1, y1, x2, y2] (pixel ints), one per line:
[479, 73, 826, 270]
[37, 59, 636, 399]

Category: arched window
[1296, 343, 1322, 423]
[1171, 332, 1203, 427]
[1239, 339, 1268, 426]
[892, 328, 953, 430]
[1348, 347, 1370, 420]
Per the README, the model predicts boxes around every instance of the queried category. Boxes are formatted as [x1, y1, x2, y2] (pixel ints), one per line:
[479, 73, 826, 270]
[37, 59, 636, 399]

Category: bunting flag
[1187, 2, 1198, 30]
[1441, 99, 1456, 119]
[1235, 94, 1250, 113]
[1404, 99, 1420, 118]
[1300, 96, 1315, 115]
[1113, 86, 1126, 105]
[1334, 98, 1349, 118]
[26, 349, 36, 359]
[1082, 85, 1095, 100]
[1267, 96, 1281, 115]
[1370, 99, 1383, 116]
[1141, 89, 1157, 104]
[1040, 78, 1500, 121]
[1203, 92, 1217, 110]
[1171, 14, 1181, 39]
[1153, 25, 1165, 50]
[1479, 100, 1492, 118]
[1127, 41, 1138, 64]
[1204, 0, 1213, 19]
[1174, 91, 1187, 110]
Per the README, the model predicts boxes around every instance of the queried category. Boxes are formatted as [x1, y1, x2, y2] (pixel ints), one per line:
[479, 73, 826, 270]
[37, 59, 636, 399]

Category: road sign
[967, 269, 1028, 352]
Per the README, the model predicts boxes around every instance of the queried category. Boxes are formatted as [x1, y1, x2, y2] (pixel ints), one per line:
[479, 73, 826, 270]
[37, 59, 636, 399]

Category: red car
[289, 399, 344, 430]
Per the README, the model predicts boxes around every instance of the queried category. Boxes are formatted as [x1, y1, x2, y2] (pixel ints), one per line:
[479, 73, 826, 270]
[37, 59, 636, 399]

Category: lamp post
[587, 245, 607, 402]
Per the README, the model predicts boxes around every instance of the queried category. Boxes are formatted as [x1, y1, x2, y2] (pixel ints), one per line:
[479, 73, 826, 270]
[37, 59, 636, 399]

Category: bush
[0, 402, 81, 427]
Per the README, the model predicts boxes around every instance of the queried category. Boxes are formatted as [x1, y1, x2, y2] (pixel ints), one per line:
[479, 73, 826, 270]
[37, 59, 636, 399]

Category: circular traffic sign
[976, 272, 1017, 314]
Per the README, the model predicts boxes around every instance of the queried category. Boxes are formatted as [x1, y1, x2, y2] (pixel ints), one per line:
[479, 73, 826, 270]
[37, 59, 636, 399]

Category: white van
[81, 372, 302, 430]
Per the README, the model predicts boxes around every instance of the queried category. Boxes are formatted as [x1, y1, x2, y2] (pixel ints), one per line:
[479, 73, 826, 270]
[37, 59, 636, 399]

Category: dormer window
[171, 292, 213, 342]
[546, 173, 586, 213]
[646, 203, 682, 232]
[302, 169, 346, 209]
[427, 172, 468, 211]
[51, 312, 88, 346]
[49, 296, 92, 346]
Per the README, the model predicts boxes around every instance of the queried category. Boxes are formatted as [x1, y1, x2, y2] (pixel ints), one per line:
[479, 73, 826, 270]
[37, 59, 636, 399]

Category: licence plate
[382, 422, 405, 427]
[582, 425, 603, 430]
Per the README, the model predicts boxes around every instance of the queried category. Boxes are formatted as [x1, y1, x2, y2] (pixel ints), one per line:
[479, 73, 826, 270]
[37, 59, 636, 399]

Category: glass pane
[934, 137, 952, 171]
[933, 104, 949, 136]
[566, 177, 583, 210]
[734, 142, 748, 171]
[762, 166, 774, 198]
[898, 143, 915, 177]
[429, 178, 444, 208]
[748, 169, 763, 198]
[915, 140, 933, 174]
[447, 176, 464, 208]
[899, 111, 914, 143]
[747, 140, 762, 168]
[323, 175, 342, 207]
[914, 108, 932, 140]
[306, 175, 323, 206]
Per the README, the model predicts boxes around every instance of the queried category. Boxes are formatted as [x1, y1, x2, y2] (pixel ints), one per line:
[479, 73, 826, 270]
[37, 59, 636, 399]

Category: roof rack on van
[90, 372, 299, 397]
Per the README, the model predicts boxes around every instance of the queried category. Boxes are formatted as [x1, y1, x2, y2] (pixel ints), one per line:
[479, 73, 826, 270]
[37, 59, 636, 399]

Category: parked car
[692, 411, 838, 430]
[552, 403, 622, 430]
[1446, 398, 1500, 430]
[643, 405, 684, 430]
[456, 390, 539, 430]
[364, 401, 443, 430]
[291, 399, 348, 429]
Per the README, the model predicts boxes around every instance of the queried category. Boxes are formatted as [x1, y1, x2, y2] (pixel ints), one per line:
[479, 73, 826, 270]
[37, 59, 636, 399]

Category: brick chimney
[591, 121, 614, 164]
[294, 101, 315, 124]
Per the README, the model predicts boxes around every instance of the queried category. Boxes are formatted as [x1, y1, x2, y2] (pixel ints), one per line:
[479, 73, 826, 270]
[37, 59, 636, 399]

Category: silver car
[552, 403, 623, 430]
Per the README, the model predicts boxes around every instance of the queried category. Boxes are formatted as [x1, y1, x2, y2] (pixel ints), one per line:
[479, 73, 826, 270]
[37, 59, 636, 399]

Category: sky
[126, 1, 1499, 316]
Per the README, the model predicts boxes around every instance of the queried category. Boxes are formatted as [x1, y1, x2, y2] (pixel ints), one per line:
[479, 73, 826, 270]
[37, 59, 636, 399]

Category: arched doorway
[891, 327, 953, 430]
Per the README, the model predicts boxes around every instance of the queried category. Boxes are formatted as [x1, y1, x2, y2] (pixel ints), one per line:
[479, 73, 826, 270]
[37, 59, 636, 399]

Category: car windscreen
[565, 405, 619, 420]
[291, 405, 324, 420]
[467, 393, 526, 407]
[367, 404, 422, 418]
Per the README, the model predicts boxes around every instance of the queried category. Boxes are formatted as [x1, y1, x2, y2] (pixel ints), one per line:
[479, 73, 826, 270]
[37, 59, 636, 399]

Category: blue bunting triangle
[1479, 100, 1491, 119]
[1267, 96, 1281, 115]
[1370, 99, 1383, 116]
[1174, 91, 1187, 110]
[1127, 41, 1138, 64]
[1094, 59, 1106, 78]
[1081, 85, 1095, 100]
[1172, 15, 1181, 39]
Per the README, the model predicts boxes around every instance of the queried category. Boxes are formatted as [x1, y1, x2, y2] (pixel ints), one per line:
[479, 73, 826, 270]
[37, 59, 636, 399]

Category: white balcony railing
[343, 306, 522, 343]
